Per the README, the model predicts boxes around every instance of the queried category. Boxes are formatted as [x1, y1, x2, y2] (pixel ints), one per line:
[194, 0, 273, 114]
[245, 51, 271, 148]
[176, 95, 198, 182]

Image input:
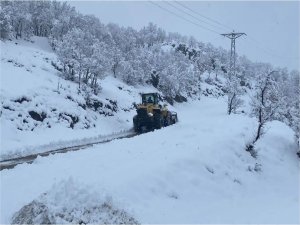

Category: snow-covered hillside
[0, 36, 299, 224]
[0, 37, 160, 160]
[1, 97, 298, 223]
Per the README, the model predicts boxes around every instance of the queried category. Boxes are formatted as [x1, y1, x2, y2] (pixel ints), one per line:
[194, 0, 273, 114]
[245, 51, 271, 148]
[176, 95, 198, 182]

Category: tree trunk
[84, 69, 90, 84]
[112, 64, 117, 78]
[254, 108, 264, 143]
[78, 72, 81, 90]
[19, 21, 23, 38]
[228, 92, 236, 115]
[254, 123, 263, 143]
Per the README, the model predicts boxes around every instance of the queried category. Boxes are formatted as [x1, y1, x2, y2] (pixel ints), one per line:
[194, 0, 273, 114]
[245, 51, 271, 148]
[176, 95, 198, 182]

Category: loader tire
[154, 115, 163, 129]
[172, 114, 178, 124]
[133, 115, 139, 132]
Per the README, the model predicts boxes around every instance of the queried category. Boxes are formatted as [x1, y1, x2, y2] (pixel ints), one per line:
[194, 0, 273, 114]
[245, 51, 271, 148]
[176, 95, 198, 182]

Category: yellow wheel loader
[133, 93, 178, 133]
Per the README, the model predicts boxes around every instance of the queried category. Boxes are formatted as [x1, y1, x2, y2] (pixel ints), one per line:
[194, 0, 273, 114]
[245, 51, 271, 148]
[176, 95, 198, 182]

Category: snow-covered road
[0, 130, 136, 170]
[1, 97, 299, 223]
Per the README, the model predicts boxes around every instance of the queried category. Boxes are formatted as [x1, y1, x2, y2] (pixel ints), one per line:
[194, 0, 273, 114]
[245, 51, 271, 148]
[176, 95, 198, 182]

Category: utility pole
[221, 31, 246, 77]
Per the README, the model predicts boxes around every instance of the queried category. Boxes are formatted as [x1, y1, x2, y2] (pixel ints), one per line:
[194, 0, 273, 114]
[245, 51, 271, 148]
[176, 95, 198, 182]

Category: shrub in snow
[245, 143, 258, 158]
[11, 179, 139, 224]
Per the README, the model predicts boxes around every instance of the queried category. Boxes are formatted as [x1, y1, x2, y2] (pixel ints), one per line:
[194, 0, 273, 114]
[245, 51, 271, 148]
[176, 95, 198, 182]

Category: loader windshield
[142, 93, 158, 104]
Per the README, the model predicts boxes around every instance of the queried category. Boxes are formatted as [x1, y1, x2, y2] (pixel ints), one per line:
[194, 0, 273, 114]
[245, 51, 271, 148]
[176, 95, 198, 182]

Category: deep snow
[1, 97, 299, 223]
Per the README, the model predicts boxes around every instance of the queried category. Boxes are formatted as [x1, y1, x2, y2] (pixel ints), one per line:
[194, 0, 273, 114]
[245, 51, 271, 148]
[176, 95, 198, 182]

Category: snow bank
[11, 178, 139, 224]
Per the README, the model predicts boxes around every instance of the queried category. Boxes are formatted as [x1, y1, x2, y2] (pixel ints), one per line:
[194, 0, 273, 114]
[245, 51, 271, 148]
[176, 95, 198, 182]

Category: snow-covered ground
[1, 36, 298, 224]
[1, 97, 298, 223]
[0, 37, 159, 160]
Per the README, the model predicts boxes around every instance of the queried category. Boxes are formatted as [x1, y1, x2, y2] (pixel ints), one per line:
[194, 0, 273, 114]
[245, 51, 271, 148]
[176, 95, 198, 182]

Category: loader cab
[142, 93, 159, 105]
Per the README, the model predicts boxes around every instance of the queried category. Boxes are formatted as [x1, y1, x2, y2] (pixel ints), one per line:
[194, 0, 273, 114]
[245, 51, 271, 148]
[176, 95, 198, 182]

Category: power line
[163, 1, 227, 33]
[150, 1, 299, 63]
[245, 35, 299, 60]
[174, 1, 234, 31]
[172, 1, 298, 61]
[148, 1, 220, 35]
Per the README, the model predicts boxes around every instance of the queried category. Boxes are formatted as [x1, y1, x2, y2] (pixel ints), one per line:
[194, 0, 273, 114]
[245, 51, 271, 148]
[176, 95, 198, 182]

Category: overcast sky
[69, 1, 300, 71]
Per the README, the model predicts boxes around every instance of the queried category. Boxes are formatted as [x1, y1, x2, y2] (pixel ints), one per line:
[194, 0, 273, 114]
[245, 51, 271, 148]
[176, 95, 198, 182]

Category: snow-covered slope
[1, 37, 298, 224]
[0, 37, 159, 160]
[1, 97, 298, 223]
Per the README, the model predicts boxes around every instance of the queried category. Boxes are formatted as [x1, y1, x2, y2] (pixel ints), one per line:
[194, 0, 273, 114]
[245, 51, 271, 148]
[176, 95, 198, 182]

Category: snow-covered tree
[288, 101, 300, 149]
[158, 50, 198, 103]
[250, 70, 283, 144]
[0, 7, 12, 39]
[89, 40, 112, 91]
[28, 1, 53, 37]
[139, 22, 166, 47]
[3, 1, 31, 39]
[111, 46, 124, 78]
[282, 70, 300, 149]
[55, 27, 112, 93]
[50, 2, 77, 43]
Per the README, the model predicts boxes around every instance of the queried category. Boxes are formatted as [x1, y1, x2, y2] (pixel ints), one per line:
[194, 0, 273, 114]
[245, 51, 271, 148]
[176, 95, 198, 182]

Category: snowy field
[0, 37, 158, 160]
[1, 97, 298, 223]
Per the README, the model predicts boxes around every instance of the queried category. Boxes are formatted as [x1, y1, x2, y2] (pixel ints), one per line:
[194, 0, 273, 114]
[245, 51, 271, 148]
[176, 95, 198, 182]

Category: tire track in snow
[0, 131, 137, 171]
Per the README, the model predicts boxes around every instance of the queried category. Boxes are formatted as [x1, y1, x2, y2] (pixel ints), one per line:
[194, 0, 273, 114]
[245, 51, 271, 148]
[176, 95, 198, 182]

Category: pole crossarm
[221, 32, 246, 39]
